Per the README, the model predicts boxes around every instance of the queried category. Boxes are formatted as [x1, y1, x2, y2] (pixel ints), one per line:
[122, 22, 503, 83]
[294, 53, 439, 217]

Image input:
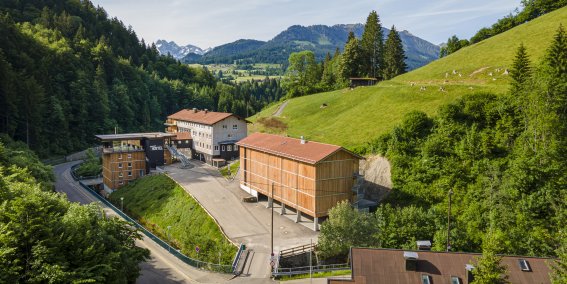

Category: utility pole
[120, 197, 124, 212]
[270, 182, 275, 275]
[309, 238, 313, 283]
[447, 189, 453, 252]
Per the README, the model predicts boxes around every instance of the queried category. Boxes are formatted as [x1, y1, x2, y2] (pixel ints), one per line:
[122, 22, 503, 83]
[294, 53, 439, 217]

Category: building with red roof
[237, 133, 363, 230]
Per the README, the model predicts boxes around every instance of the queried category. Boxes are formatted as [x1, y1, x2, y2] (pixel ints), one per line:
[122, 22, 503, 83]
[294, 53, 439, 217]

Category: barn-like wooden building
[237, 133, 363, 230]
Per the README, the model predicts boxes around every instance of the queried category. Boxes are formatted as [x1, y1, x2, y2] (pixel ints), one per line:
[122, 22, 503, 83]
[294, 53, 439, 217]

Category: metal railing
[71, 163, 237, 274]
[280, 243, 316, 258]
[166, 145, 191, 168]
[273, 263, 351, 277]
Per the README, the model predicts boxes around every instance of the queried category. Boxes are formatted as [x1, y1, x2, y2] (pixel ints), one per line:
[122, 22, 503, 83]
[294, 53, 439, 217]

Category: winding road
[53, 161, 230, 284]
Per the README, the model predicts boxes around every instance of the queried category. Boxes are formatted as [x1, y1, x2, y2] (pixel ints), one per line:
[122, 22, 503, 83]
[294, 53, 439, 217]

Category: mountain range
[157, 24, 440, 70]
[155, 40, 211, 58]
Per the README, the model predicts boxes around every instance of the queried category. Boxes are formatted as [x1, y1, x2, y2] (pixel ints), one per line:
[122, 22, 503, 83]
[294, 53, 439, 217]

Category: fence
[272, 263, 351, 277]
[70, 164, 244, 274]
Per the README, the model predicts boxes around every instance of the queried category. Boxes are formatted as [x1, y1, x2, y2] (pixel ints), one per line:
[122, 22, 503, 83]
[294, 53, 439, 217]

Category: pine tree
[340, 36, 362, 81]
[347, 31, 355, 43]
[360, 10, 384, 78]
[382, 26, 407, 80]
[510, 43, 531, 94]
[472, 232, 510, 284]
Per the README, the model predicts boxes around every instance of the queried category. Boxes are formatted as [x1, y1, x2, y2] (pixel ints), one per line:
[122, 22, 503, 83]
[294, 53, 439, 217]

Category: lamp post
[120, 197, 124, 212]
[167, 225, 172, 252]
[447, 189, 453, 252]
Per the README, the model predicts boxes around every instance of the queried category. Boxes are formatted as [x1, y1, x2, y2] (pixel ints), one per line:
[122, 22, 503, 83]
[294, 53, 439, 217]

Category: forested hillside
[184, 24, 439, 70]
[318, 25, 566, 276]
[0, 135, 150, 282]
[0, 0, 284, 157]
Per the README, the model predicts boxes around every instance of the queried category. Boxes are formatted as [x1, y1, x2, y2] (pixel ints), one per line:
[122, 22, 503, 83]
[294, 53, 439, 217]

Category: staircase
[166, 145, 191, 168]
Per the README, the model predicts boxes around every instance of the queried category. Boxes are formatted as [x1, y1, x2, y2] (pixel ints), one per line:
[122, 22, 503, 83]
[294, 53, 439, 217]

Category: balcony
[102, 146, 145, 154]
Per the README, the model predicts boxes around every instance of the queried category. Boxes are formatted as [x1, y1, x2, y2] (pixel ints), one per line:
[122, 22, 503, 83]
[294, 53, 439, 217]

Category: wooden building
[96, 132, 176, 192]
[349, 77, 378, 88]
[237, 133, 363, 230]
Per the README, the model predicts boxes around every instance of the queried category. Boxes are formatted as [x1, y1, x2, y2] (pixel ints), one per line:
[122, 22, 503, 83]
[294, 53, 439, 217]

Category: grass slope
[249, 7, 567, 149]
[109, 174, 237, 264]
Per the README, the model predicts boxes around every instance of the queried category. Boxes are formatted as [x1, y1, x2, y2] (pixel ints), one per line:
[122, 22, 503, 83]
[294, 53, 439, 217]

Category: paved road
[53, 162, 230, 284]
[165, 161, 319, 283]
[272, 101, 289, 117]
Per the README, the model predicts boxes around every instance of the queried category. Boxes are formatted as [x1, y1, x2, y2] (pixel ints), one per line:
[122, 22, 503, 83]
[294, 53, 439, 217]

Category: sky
[90, 0, 522, 48]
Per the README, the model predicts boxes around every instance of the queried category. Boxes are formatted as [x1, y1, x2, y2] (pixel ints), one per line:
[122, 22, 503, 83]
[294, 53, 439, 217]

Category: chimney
[192, 108, 197, 113]
[204, 109, 208, 114]
[403, 251, 418, 271]
[300, 136, 306, 144]
[416, 240, 432, 251]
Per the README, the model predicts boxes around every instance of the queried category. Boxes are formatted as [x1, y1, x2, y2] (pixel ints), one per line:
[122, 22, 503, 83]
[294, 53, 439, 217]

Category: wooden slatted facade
[97, 132, 176, 192]
[238, 133, 361, 219]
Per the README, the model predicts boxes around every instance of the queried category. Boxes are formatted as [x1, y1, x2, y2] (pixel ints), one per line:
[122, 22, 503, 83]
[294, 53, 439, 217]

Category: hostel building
[165, 108, 248, 166]
[96, 132, 176, 192]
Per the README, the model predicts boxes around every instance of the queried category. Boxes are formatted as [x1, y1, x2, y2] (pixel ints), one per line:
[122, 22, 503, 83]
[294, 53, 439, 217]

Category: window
[128, 162, 132, 168]
[518, 259, 531, 272]
[234, 145, 239, 151]
[233, 124, 238, 130]
[228, 134, 232, 138]
[451, 276, 462, 284]
[222, 125, 227, 129]
[222, 145, 226, 151]
[119, 181, 124, 185]
[118, 163, 122, 169]
[421, 275, 431, 284]
[185, 140, 189, 144]
[118, 153, 122, 159]
[139, 170, 144, 177]
[227, 145, 232, 151]
[178, 140, 181, 144]
[127, 153, 132, 158]
[128, 171, 132, 177]
[118, 172, 123, 178]
[214, 145, 219, 151]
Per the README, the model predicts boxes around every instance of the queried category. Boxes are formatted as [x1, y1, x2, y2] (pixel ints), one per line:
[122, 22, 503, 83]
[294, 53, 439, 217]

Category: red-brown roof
[236, 133, 362, 164]
[328, 248, 555, 284]
[172, 132, 191, 140]
[168, 109, 235, 125]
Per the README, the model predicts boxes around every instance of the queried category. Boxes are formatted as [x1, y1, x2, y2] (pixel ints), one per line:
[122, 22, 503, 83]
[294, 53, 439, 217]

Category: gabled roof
[328, 247, 554, 284]
[236, 133, 363, 164]
[168, 109, 246, 125]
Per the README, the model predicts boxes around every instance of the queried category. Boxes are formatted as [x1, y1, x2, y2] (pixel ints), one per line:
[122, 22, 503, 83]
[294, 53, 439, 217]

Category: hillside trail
[272, 101, 288, 117]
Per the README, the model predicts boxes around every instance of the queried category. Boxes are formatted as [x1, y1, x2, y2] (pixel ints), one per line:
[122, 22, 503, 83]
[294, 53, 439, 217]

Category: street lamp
[447, 189, 453, 252]
[120, 197, 124, 212]
[167, 225, 172, 252]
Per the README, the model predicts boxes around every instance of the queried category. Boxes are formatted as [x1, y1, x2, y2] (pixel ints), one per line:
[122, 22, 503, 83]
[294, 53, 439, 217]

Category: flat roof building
[96, 132, 176, 192]
[237, 133, 363, 230]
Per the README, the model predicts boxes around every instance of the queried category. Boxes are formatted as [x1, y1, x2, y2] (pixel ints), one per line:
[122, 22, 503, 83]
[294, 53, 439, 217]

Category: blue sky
[91, 0, 522, 48]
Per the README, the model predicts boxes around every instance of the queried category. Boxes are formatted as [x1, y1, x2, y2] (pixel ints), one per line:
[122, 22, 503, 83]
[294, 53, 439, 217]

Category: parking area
[164, 160, 319, 280]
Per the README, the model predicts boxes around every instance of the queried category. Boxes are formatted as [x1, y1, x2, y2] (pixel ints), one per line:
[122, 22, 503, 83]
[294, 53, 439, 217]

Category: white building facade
[166, 108, 248, 165]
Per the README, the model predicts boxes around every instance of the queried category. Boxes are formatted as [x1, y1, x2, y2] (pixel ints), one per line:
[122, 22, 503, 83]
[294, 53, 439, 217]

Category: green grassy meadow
[109, 174, 237, 264]
[249, 7, 567, 149]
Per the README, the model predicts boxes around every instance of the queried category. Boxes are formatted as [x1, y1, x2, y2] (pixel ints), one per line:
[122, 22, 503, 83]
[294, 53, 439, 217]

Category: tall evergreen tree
[360, 10, 384, 79]
[382, 26, 407, 80]
[510, 43, 531, 94]
[340, 36, 362, 81]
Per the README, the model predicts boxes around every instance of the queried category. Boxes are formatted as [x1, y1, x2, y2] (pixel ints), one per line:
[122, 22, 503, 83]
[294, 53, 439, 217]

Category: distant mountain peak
[155, 40, 209, 59]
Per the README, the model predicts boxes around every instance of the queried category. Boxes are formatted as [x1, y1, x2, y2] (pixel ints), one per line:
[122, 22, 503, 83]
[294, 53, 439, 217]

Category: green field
[249, 7, 567, 149]
[109, 174, 237, 264]
[189, 63, 285, 82]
